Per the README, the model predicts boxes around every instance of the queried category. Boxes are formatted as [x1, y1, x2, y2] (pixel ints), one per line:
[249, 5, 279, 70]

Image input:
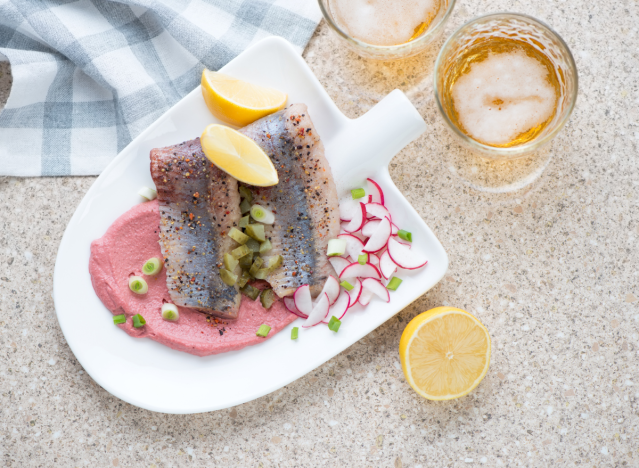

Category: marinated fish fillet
[240, 104, 340, 297]
[150, 138, 242, 319]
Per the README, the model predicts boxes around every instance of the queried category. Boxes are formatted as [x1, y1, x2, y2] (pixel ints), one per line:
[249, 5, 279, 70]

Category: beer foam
[451, 49, 557, 146]
[330, 0, 440, 46]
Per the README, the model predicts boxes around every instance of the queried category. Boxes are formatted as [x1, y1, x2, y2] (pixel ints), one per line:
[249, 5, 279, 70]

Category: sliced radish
[368, 253, 380, 267]
[328, 289, 351, 320]
[359, 288, 374, 306]
[366, 178, 385, 205]
[317, 275, 340, 305]
[339, 262, 381, 280]
[390, 222, 399, 235]
[379, 250, 397, 279]
[284, 297, 308, 319]
[302, 293, 330, 328]
[339, 199, 358, 222]
[387, 237, 428, 270]
[365, 202, 392, 221]
[294, 285, 313, 315]
[345, 278, 362, 307]
[342, 202, 366, 233]
[361, 278, 390, 302]
[337, 233, 365, 259]
[329, 256, 350, 276]
[362, 217, 391, 253]
[361, 220, 380, 237]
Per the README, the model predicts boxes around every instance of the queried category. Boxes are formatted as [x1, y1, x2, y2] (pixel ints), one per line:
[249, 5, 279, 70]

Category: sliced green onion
[132, 314, 146, 328]
[219, 268, 237, 286]
[231, 244, 251, 260]
[142, 257, 162, 276]
[327, 238, 346, 257]
[228, 227, 249, 244]
[340, 280, 354, 291]
[256, 324, 271, 337]
[249, 256, 264, 277]
[253, 268, 270, 280]
[239, 186, 253, 202]
[224, 253, 239, 272]
[265, 255, 283, 271]
[239, 215, 250, 228]
[113, 314, 126, 325]
[245, 238, 261, 253]
[291, 327, 299, 340]
[240, 198, 251, 214]
[245, 224, 266, 242]
[138, 186, 157, 201]
[237, 270, 251, 288]
[259, 239, 272, 254]
[240, 284, 260, 300]
[161, 303, 179, 321]
[328, 316, 341, 332]
[260, 288, 276, 309]
[386, 277, 403, 291]
[358, 253, 368, 265]
[351, 188, 365, 199]
[238, 251, 253, 269]
[250, 204, 275, 224]
[128, 276, 148, 294]
[397, 230, 412, 242]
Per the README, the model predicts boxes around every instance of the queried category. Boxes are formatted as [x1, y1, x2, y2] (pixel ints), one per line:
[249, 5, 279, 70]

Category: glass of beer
[434, 13, 578, 160]
[318, 0, 456, 60]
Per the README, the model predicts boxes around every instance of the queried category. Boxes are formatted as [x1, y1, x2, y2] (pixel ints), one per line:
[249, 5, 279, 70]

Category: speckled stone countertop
[1, 1, 638, 466]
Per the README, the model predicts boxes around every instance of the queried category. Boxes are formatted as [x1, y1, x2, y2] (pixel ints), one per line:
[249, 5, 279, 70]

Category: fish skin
[239, 104, 340, 298]
[150, 138, 242, 319]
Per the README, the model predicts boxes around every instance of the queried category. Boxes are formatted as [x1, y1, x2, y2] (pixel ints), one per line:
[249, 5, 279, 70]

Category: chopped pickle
[219, 268, 238, 286]
[245, 223, 266, 242]
[259, 239, 272, 254]
[238, 251, 254, 269]
[249, 256, 264, 277]
[245, 237, 261, 253]
[224, 253, 239, 271]
[228, 227, 249, 244]
[266, 254, 283, 271]
[237, 270, 251, 288]
[231, 244, 251, 259]
[240, 198, 251, 214]
[239, 215, 250, 228]
[253, 268, 270, 280]
[239, 186, 253, 203]
[240, 284, 260, 300]
[260, 288, 276, 309]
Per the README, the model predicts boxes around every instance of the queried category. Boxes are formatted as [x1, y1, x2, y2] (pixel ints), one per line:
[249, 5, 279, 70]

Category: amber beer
[328, 0, 442, 46]
[439, 37, 562, 148]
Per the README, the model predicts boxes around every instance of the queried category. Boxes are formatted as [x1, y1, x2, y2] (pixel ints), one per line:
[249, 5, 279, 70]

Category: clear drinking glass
[433, 13, 578, 192]
[318, 0, 456, 60]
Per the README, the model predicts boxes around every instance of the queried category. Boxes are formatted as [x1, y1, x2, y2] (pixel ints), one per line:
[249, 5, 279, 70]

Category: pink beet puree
[89, 199, 297, 357]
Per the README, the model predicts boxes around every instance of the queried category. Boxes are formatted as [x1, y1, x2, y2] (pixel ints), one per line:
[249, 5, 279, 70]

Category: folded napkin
[0, 0, 322, 176]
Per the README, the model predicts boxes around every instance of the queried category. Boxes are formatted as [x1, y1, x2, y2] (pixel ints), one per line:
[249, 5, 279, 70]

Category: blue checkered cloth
[0, 0, 321, 176]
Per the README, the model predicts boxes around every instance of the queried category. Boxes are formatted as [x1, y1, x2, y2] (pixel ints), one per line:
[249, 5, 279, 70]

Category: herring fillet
[150, 138, 241, 319]
[240, 104, 340, 297]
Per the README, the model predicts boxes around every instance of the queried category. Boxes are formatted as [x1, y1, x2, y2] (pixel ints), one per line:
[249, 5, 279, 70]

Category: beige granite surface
[1, 1, 638, 466]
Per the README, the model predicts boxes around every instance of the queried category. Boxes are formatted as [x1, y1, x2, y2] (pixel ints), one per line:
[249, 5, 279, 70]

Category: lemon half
[399, 307, 491, 400]
[201, 70, 287, 127]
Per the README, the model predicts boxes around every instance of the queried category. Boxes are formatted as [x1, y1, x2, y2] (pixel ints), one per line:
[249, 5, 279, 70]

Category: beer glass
[318, 0, 456, 60]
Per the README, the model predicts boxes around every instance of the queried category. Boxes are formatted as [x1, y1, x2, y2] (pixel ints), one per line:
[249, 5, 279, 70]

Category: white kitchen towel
[0, 0, 322, 176]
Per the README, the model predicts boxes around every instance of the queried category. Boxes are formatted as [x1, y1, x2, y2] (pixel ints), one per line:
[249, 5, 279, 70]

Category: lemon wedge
[399, 307, 491, 400]
[201, 70, 287, 127]
[200, 124, 278, 187]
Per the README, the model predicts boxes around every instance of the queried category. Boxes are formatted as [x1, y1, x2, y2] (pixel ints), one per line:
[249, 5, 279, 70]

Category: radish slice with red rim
[365, 202, 391, 221]
[339, 262, 381, 280]
[329, 256, 350, 276]
[390, 222, 399, 235]
[339, 198, 358, 222]
[368, 253, 380, 267]
[366, 178, 385, 205]
[359, 288, 374, 306]
[316, 275, 340, 305]
[362, 217, 391, 253]
[387, 237, 428, 270]
[337, 233, 365, 259]
[345, 278, 362, 307]
[379, 251, 397, 279]
[361, 278, 390, 302]
[361, 220, 380, 238]
[342, 202, 366, 232]
[302, 293, 330, 328]
[328, 289, 351, 320]
[284, 297, 308, 319]
[294, 285, 313, 315]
